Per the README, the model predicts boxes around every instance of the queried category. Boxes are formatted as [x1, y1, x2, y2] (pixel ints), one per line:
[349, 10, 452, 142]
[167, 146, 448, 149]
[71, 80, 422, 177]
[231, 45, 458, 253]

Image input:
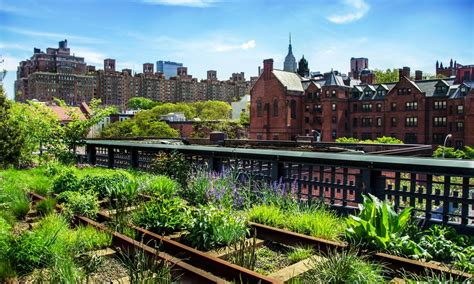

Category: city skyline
[1, 0, 473, 99]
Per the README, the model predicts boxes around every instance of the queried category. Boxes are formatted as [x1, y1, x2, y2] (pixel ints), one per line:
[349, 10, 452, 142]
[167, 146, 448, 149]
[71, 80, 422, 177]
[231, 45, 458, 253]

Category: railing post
[358, 167, 386, 201]
[130, 148, 139, 169]
[87, 144, 96, 165]
[108, 146, 114, 169]
[271, 159, 285, 182]
[208, 155, 223, 173]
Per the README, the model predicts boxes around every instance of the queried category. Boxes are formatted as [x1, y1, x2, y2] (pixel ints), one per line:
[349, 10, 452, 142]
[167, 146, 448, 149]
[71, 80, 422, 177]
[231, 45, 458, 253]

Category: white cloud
[1, 27, 102, 44]
[72, 47, 107, 65]
[1, 55, 22, 71]
[213, 40, 256, 52]
[0, 43, 31, 52]
[327, 0, 370, 24]
[142, 0, 217, 7]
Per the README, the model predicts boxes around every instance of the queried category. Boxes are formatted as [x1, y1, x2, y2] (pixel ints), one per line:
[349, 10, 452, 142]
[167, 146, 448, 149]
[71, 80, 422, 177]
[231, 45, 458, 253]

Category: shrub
[52, 169, 80, 194]
[303, 249, 386, 283]
[144, 175, 180, 199]
[133, 197, 191, 235]
[106, 178, 139, 209]
[36, 198, 56, 216]
[346, 194, 423, 256]
[59, 191, 99, 220]
[151, 151, 191, 186]
[185, 206, 248, 251]
[81, 172, 131, 199]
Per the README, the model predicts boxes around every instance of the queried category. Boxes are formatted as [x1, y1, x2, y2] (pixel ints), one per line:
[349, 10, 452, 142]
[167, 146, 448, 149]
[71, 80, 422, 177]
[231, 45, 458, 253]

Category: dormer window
[365, 91, 371, 96]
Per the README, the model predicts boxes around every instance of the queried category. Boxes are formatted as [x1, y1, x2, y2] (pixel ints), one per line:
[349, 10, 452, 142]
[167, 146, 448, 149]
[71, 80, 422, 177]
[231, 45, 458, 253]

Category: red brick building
[250, 59, 474, 147]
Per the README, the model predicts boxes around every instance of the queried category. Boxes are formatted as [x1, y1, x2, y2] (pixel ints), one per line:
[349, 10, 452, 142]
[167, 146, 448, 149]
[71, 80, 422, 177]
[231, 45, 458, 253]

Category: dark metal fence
[85, 140, 474, 234]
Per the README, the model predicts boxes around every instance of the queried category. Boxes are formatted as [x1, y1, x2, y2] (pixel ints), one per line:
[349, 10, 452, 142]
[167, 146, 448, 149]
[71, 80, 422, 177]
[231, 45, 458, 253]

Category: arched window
[290, 99, 296, 119]
[273, 99, 279, 117]
[257, 98, 263, 117]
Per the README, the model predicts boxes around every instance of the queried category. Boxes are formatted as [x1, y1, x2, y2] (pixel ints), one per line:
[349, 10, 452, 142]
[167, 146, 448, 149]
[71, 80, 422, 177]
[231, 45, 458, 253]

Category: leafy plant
[345, 194, 421, 254]
[82, 172, 132, 199]
[52, 169, 80, 194]
[144, 175, 180, 199]
[303, 249, 386, 283]
[36, 198, 57, 216]
[185, 205, 248, 251]
[151, 151, 191, 186]
[133, 197, 191, 235]
[59, 190, 99, 220]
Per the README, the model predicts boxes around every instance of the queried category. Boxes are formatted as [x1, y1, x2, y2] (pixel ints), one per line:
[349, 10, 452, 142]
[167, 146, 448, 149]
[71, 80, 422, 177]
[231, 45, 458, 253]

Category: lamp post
[442, 134, 452, 158]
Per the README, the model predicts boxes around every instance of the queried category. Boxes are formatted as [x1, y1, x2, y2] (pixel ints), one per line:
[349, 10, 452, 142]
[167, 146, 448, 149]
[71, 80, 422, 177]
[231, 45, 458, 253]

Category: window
[364, 91, 372, 96]
[434, 101, 447, 110]
[405, 117, 418, 127]
[362, 118, 372, 127]
[313, 117, 321, 124]
[332, 116, 336, 123]
[257, 134, 263, 140]
[314, 104, 322, 112]
[391, 102, 397, 111]
[332, 130, 337, 139]
[331, 90, 336, 97]
[376, 103, 382, 112]
[433, 134, 445, 144]
[455, 140, 464, 148]
[456, 121, 464, 132]
[361, 133, 372, 140]
[353, 118, 358, 127]
[391, 117, 397, 127]
[405, 101, 418, 111]
[273, 99, 279, 117]
[457, 105, 464, 114]
[332, 103, 336, 111]
[362, 103, 372, 112]
[376, 117, 382, 127]
[305, 117, 309, 123]
[353, 104, 358, 112]
[305, 105, 310, 112]
[290, 99, 296, 119]
[405, 133, 417, 144]
[306, 92, 312, 100]
[460, 87, 467, 95]
[272, 134, 279, 140]
[257, 98, 263, 117]
[433, 116, 447, 127]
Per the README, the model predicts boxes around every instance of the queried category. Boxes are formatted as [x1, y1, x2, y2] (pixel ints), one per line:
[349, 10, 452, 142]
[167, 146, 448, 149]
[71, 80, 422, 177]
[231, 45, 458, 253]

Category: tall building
[350, 57, 369, 79]
[250, 58, 474, 147]
[283, 34, 297, 73]
[297, 55, 309, 78]
[15, 40, 95, 105]
[156, 60, 183, 79]
[436, 59, 474, 83]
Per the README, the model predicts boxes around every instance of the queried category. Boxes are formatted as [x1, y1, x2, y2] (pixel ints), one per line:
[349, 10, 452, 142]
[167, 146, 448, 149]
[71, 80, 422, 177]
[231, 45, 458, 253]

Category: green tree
[128, 97, 157, 110]
[0, 86, 25, 168]
[193, 100, 231, 120]
[239, 103, 250, 126]
[374, 68, 399, 83]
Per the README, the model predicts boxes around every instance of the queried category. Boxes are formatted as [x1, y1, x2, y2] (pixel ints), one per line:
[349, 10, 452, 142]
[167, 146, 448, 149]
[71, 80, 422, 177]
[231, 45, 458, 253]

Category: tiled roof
[48, 105, 86, 122]
[323, 71, 345, 87]
[273, 69, 304, 92]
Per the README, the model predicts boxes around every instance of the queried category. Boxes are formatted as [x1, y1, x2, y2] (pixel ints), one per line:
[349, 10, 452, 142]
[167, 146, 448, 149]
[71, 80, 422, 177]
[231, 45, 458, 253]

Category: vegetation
[128, 97, 158, 110]
[143, 175, 180, 199]
[302, 249, 386, 283]
[151, 151, 191, 186]
[36, 198, 57, 216]
[287, 246, 313, 264]
[336, 136, 404, 144]
[191, 120, 247, 139]
[373, 68, 399, 83]
[58, 190, 100, 220]
[433, 145, 474, 159]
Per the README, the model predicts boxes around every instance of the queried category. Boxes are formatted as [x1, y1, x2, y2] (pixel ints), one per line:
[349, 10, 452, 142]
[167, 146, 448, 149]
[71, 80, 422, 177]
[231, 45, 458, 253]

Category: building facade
[250, 59, 474, 147]
[156, 60, 183, 79]
[349, 57, 369, 79]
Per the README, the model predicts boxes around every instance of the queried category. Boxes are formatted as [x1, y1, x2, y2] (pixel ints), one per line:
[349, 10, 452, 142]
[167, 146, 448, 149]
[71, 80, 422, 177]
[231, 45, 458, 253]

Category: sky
[1, 0, 473, 99]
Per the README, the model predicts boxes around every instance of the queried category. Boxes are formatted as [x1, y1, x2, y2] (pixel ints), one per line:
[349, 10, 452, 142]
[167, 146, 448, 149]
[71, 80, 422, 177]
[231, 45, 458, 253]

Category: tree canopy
[128, 97, 158, 110]
[373, 69, 399, 84]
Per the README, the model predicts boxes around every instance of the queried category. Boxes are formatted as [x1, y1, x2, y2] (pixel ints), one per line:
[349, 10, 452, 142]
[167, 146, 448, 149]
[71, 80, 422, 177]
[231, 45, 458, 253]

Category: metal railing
[85, 140, 474, 234]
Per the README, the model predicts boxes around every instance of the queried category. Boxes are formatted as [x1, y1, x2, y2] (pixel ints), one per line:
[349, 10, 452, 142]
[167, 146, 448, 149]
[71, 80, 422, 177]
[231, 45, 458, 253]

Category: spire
[450, 58, 453, 68]
[288, 32, 293, 54]
[284, 33, 297, 72]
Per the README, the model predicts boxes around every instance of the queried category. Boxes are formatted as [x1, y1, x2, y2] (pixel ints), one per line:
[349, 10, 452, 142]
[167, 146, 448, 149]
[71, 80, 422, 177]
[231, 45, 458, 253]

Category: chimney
[403, 66, 410, 78]
[263, 59, 273, 80]
[415, 70, 423, 81]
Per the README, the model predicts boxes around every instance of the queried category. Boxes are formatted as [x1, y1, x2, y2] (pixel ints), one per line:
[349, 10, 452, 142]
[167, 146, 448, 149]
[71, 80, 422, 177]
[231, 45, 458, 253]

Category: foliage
[0, 217, 15, 280]
[81, 172, 131, 199]
[101, 117, 179, 138]
[191, 120, 247, 139]
[336, 136, 404, 144]
[239, 102, 250, 126]
[228, 232, 257, 270]
[248, 204, 286, 228]
[58, 190, 99, 220]
[303, 249, 386, 283]
[151, 151, 191, 186]
[36, 198, 57, 216]
[128, 97, 158, 110]
[105, 178, 139, 209]
[133, 197, 191, 235]
[192, 100, 232, 120]
[185, 205, 248, 251]
[143, 175, 180, 199]
[0, 86, 26, 168]
[52, 169, 81, 194]
[374, 68, 399, 83]
[346, 194, 423, 256]
[287, 246, 313, 264]
[433, 146, 471, 159]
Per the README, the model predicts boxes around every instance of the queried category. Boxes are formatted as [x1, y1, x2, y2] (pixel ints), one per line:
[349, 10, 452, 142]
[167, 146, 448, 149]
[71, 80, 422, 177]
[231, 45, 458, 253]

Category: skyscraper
[283, 34, 297, 73]
[156, 60, 183, 79]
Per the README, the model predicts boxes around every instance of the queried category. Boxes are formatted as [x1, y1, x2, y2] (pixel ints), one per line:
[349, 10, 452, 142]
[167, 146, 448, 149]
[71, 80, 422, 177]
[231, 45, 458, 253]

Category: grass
[36, 198, 56, 216]
[143, 175, 180, 198]
[287, 246, 313, 264]
[300, 249, 386, 283]
[253, 243, 291, 275]
[248, 204, 286, 227]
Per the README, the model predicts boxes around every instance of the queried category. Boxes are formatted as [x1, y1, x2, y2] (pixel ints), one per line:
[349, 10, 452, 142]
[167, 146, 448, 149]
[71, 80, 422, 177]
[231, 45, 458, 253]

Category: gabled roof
[323, 71, 345, 87]
[364, 85, 376, 92]
[353, 86, 363, 92]
[301, 80, 321, 91]
[272, 69, 304, 92]
[377, 84, 389, 91]
[435, 79, 450, 87]
[415, 78, 455, 97]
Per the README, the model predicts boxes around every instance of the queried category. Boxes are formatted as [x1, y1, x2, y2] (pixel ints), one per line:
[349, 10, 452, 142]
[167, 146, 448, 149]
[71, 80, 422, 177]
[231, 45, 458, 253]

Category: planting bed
[2, 160, 473, 283]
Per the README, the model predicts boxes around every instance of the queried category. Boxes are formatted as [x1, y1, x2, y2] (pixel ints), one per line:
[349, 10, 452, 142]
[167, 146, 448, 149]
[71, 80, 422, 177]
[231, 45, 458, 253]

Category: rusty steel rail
[29, 192, 227, 284]
[249, 222, 473, 281]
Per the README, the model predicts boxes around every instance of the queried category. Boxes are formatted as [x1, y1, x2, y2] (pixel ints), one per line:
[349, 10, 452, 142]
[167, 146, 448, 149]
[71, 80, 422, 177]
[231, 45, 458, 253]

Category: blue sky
[1, 0, 473, 99]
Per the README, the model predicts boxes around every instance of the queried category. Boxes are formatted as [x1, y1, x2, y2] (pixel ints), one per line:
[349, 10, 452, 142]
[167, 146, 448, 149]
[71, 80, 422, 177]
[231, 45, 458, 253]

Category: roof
[272, 69, 304, 92]
[415, 78, 455, 97]
[324, 71, 346, 87]
[48, 105, 86, 122]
